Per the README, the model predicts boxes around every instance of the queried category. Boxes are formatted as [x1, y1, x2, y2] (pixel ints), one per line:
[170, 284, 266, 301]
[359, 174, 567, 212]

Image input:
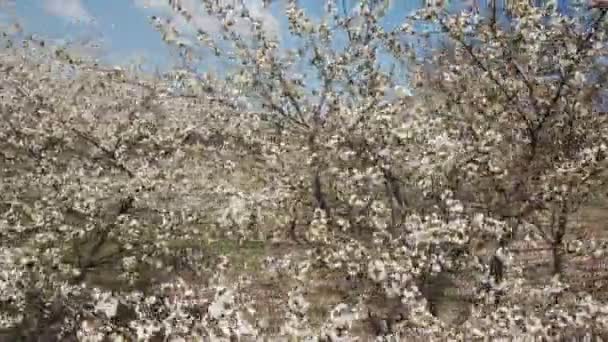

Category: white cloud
[133, 0, 167, 10]
[134, 0, 280, 40]
[43, 0, 93, 24]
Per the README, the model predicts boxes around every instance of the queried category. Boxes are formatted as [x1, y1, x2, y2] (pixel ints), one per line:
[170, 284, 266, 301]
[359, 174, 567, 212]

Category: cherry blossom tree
[0, 0, 607, 340]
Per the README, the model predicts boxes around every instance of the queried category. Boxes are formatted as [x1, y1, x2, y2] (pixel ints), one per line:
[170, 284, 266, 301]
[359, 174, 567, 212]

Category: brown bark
[552, 201, 569, 276]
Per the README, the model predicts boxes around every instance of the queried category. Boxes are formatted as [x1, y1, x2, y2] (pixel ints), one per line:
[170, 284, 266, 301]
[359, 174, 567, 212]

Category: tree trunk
[552, 201, 569, 276]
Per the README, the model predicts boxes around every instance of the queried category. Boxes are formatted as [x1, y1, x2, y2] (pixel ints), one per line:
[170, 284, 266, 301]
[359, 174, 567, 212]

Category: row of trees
[1, 0, 607, 339]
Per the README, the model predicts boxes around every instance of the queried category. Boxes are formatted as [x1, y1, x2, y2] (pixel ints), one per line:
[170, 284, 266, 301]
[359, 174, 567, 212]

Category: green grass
[165, 238, 268, 273]
[207, 239, 268, 273]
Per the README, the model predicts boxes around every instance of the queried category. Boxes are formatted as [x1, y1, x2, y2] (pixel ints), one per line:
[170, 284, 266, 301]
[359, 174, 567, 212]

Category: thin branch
[538, 9, 607, 129]
[510, 60, 542, 115]
[438, 18, 514, 103]
[67, 127, 135, 178]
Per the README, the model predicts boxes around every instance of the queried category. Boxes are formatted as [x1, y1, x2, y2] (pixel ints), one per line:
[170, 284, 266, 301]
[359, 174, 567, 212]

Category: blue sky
[6, 0, 173, 68]
[1, 0, 579, 71]
[2, 0, 466, 70]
